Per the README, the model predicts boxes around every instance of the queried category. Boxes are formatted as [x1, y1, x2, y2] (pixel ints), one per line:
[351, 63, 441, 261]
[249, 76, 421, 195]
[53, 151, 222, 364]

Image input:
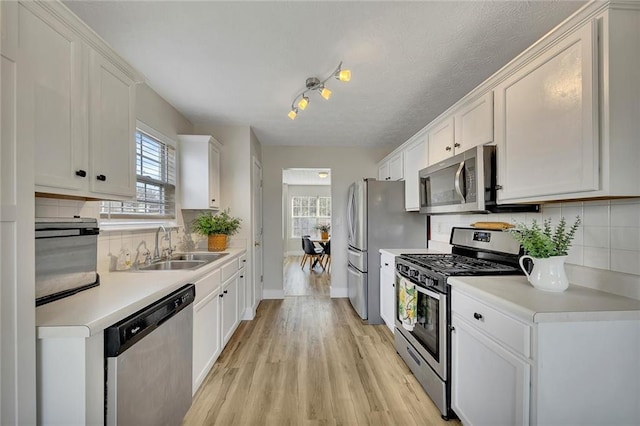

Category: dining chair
[301, 236, 324, 270]
[300, 235, 311, 266]
[320, 240, 331, 272]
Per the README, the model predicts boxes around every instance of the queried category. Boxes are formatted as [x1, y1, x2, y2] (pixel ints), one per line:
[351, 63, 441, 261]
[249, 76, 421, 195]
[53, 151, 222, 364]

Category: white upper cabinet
[427, 116, 455, 165]
[20, 2, 139, 200]
[179, 135, 222, 210]
[403, 135, 428, 211]
[19, 4, 85, 192]
[89, 50, 136, 197]
[496, 20, 599, 202]
[378, 152, 403, 181]
[453, 91, 494, 153]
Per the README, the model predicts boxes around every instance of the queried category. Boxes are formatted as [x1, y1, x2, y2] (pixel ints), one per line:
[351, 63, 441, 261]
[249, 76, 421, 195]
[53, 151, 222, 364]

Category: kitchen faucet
[154, 225, 168, 259]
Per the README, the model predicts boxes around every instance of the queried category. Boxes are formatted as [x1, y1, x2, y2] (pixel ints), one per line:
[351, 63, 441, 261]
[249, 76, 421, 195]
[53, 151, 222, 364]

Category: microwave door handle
[454, 161, 466, 203]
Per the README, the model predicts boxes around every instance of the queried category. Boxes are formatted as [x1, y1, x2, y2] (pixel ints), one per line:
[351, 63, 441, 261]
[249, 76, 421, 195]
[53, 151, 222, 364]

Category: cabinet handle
[224, 290, 228, 294]
[473, 312, 483, 320]
[454, 143, 460, 148]
[96, 174, 107, 181]
[445, 146, 452, 151]
[75, 169, 87, 178]
[495, 185, 503, 190]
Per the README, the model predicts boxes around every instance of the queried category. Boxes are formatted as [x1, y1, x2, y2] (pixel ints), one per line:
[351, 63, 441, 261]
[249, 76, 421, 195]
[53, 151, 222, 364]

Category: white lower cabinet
[221, 272, 239, 346]
[452, 314, 530, 426]
[193, 286, 221, 395]
[192, 252, 247, 394]
[451, 286, 640, 426]
[379, 250, 396, 332]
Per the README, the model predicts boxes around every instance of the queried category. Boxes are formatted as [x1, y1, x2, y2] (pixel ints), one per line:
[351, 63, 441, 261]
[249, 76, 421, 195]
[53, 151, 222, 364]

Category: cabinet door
[19, 5, 86, 192]
[452, 315, 530, 426]
[237, 268, 246, 320]
[208, 141, 221, 209]
[428, 116, 455, 165]
[221, 274, 239, 345]
[403, 137, 428, 211]
[454, 91, 493, 152]
[193, 288, 221, 394]
[496, 20, 598, 202]
[379, 252, 396, 332]
[89, 50, 136, 197]
[388, 153, 404, 181]
[378, 161, 390, 181]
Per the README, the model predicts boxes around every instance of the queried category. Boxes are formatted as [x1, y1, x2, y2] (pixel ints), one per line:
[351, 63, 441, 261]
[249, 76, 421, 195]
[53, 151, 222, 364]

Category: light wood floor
[284, 255, 330, 297]
[183, 256, 459, 425]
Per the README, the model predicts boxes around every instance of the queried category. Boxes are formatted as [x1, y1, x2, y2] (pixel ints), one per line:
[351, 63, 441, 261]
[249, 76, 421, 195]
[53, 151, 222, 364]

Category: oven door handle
[454, 160, 466, 204]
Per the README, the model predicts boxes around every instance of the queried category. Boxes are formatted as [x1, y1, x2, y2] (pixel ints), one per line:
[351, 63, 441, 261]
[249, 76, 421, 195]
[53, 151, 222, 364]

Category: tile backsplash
[430, 198, 640, 299]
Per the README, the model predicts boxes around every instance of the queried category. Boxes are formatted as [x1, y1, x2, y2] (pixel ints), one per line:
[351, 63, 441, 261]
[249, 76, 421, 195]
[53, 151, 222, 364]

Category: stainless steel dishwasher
[105, 284, 195, 426]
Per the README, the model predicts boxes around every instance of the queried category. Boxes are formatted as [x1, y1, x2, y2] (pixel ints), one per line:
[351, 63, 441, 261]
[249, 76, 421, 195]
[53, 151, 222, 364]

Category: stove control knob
[419, 274, 429, 285]
[409, 269, 419, 278]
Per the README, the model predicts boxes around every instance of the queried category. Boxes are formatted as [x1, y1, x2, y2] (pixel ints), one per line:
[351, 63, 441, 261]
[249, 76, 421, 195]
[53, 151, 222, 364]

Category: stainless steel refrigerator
[347, 178, 427, 324]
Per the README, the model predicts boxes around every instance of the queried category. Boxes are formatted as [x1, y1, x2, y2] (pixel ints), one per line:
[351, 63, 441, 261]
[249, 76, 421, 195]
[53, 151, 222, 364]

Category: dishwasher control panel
[105, 284, 195, 357]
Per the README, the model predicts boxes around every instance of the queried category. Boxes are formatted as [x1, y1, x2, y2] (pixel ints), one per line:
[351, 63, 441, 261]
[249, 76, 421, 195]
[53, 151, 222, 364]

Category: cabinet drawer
[221, 259, 238, 282]
[238, 253, 247, 270]
[195, 269, 221, 304]
[452, 289, 531, 358]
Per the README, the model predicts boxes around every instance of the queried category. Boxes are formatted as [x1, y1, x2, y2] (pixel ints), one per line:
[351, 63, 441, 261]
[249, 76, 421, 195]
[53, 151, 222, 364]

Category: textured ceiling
[283, 169, 331, 186]
[64, 1, 587, 149]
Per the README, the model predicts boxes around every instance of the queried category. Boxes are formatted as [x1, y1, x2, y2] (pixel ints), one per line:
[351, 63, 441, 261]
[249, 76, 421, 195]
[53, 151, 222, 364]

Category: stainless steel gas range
[394, 227, 524, 420]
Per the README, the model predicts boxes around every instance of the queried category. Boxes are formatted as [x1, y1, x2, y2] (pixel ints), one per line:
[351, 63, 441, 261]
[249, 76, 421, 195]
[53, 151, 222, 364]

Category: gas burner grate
[400, 253, 520, 275]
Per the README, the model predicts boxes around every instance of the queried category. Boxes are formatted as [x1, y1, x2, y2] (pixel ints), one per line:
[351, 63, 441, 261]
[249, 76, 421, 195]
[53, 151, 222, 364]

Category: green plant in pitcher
[509, 216, 581, 258]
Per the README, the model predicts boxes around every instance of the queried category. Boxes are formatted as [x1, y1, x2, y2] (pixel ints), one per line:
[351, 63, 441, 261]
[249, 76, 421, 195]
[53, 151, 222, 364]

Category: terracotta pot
[321, 231, 329, 240]
[208, 234, 227, 252]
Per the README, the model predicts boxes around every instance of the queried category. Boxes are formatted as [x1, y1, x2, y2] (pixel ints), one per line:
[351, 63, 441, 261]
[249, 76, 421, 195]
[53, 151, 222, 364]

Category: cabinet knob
[219, 294, 223, 298]
[75, 169, 87, 178]
[495, 185, 503, 190]
[240, 275, 244, 278]
[224, 290, 228, 294]
[454, 143, 460, 148]
[211, 199, 216, 202]
[384, 263, 389, 266]
[96, 174, 107, 181]
[445, 146, 452, 151]
[473, 312, 483, 320]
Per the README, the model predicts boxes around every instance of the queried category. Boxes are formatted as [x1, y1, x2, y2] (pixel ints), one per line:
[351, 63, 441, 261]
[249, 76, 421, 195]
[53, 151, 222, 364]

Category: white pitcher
[518, 255, 569, 292]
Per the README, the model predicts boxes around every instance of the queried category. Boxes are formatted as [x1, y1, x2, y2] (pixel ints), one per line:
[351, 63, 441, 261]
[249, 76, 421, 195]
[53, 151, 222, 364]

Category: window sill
[98, 220, 179, 233]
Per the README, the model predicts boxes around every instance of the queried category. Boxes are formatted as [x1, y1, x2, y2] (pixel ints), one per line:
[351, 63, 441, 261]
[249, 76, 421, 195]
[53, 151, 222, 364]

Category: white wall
[284, 184, 331, 254]
[430, 199, 640, 300]
[262, 145, 388, 298]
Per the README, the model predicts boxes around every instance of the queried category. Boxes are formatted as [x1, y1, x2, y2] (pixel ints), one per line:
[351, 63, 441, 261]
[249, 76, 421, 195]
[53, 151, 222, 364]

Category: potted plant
[316, 224, 331, 240]
[509, 216, 581, 292]
[191, 209, 242, 252]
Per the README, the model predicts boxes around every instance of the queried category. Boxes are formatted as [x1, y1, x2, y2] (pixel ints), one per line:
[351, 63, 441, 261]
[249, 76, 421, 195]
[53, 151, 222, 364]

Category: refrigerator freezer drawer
[347, 264, 367, 320]
[348, 247, 367, 272]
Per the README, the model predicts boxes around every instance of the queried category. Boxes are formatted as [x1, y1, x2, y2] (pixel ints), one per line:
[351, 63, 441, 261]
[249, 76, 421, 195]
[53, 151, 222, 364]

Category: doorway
[282, 168, 332, 297]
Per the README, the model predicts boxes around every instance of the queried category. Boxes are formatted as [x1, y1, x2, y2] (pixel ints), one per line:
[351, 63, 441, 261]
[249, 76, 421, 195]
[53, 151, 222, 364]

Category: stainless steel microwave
[419, 145, 539, 214]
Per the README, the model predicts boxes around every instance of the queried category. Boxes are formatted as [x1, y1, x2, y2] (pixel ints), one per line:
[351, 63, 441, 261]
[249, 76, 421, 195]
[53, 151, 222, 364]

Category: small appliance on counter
[35, 218, 100, 306]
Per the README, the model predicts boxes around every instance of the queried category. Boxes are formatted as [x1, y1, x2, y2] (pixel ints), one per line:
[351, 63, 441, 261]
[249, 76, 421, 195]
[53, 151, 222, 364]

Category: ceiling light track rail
[288, 61, 351, 120]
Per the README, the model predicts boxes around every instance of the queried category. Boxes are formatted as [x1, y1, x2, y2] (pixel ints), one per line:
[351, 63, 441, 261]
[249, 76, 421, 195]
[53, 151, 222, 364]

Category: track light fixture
[288, 61, 351, 120]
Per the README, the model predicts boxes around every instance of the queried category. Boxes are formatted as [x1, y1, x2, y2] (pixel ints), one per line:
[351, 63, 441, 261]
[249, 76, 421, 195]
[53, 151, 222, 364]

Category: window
[100, 127, 176, 219]
[291, 196, 331, 237]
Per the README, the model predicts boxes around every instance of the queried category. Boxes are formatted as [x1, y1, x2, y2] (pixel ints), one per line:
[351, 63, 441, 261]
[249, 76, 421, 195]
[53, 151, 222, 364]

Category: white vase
[518, 255, 569, 292]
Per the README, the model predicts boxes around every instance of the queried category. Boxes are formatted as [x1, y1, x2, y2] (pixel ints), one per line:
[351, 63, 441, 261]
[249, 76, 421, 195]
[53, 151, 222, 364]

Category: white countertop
[449, 275, 640, 323]
[36, 248, 245, 338]
[379, 248, 443, 256]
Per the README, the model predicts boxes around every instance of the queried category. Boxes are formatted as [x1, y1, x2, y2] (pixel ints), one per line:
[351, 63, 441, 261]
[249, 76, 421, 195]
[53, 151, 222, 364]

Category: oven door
[395, 272, 447, 380]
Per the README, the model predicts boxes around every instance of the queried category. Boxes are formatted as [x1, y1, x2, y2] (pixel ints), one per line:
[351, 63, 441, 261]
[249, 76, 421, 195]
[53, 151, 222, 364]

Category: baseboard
[330, 286, 348, 298]
[262, 289, 284, 299]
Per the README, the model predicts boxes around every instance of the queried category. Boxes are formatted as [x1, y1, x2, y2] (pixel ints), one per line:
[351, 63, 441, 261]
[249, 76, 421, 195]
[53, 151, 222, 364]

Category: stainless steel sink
[137, 260, 206, 271]
[135, 252, 228, 271]
[170, 253, 228, 262]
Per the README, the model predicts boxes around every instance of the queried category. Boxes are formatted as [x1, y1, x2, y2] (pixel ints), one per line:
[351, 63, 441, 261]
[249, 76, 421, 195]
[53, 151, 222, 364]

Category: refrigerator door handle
[347, 185, 355, 244]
